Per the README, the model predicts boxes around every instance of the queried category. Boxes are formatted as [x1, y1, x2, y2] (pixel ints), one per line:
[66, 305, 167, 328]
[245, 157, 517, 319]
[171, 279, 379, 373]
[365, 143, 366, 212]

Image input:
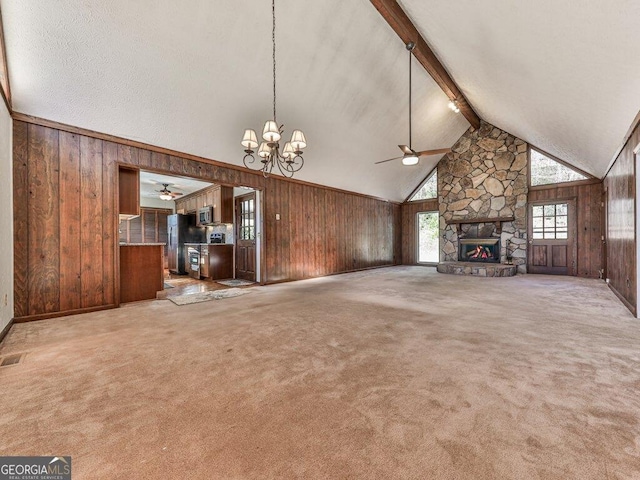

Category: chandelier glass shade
[241, 0, 307, 178]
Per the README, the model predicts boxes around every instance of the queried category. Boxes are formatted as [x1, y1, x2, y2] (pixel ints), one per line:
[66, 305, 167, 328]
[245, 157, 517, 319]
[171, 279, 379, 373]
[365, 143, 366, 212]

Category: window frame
[406, 167, 438, 203]
[527, 146, 597, 190]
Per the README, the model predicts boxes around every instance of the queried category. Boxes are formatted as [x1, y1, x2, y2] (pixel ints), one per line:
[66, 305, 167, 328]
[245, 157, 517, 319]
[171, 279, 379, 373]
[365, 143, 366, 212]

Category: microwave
[198, 206, 214, 225]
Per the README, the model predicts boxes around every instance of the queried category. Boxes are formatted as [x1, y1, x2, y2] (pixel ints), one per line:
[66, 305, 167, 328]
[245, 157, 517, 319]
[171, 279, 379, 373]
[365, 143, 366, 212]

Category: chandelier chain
[272, 0, 277, 123]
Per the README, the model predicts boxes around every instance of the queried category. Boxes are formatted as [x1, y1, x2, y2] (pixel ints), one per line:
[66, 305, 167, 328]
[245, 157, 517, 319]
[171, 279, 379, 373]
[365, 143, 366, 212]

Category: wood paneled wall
[528, 180, 603, 279]
[400, 199, 439, 264]
[14, 122, 116, 320]
[603, 123, 640, 314]
[13, 119, 401, 321]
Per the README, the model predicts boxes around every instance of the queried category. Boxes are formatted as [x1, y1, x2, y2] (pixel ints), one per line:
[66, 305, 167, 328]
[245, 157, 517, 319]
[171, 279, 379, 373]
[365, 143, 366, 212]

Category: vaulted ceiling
[2, 0, 639, 201]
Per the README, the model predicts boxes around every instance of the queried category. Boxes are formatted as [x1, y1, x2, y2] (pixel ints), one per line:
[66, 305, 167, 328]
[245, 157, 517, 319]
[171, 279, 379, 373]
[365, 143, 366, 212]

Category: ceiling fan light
[448, 100, 460, 113]
[159, 193, 173, 201]
[290, 129, 307, 150]
[258, 142, 272, 159]
[402, 155, 419, 166]
[262, 121, 281, 142]
[241, 129, 259, 149]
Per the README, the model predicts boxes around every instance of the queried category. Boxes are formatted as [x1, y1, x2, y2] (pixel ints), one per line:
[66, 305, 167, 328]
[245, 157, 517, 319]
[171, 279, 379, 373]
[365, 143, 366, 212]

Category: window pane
[544, 217, 555, 228]
[556, 204, 568, 215]
[544, 205, 555, 216]
[533, 232, 544, 239]
[410, 172, 438, 201]
[556, 231, 568, 239]
[533, 217, 543, 228]
[544, 232, 556, 239]
[530, 149, 588, 186]
[556, 216, 567, 227]
[533, 206, 544, 217]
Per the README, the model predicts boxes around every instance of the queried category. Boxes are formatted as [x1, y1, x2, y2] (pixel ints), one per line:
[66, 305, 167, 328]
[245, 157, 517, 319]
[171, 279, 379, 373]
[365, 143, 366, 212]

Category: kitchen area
[118, 167, 258, 303]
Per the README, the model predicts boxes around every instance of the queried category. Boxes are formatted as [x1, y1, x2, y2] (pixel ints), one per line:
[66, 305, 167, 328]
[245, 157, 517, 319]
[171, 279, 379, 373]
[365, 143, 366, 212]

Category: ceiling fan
[155, 183, 184, 201]
[375, 42, 451, 166]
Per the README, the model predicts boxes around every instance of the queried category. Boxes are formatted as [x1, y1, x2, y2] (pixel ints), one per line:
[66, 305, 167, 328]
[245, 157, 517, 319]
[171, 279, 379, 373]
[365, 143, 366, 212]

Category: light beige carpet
[1, 266, 639, 479]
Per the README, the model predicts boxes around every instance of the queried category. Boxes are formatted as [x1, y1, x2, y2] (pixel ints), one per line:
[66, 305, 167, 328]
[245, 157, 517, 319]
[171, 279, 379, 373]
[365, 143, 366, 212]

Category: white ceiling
[139, 170, 212, 200]
[1, 0, 468, 202]
[401, 0, 640, 178]
[4, 1, 638, 199]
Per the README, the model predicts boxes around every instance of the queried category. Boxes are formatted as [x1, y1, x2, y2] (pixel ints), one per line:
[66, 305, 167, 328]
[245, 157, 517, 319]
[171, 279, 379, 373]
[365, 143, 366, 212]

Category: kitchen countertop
[119, 243, 166, 246]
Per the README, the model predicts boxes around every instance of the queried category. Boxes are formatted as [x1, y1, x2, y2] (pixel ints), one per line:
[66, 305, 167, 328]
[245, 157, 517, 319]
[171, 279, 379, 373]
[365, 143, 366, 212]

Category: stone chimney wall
[438, 121, 528, 273]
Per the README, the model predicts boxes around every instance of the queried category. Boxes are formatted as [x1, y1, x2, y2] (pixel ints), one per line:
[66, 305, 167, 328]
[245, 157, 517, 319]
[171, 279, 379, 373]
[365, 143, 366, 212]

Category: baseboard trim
[0, 318, 13, 343]
[13, 305, 117, 323]
[607, 283, 636, 316]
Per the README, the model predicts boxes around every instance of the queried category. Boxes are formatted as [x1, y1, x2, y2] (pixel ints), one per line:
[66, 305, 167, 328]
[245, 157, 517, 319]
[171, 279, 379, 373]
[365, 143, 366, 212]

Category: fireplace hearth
[459, 238, 500, 263]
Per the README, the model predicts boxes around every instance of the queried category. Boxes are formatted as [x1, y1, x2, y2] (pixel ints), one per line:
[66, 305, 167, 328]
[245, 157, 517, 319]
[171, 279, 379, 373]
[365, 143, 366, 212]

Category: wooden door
[528, 200, 577, 275]
[235, 192, 256, 282]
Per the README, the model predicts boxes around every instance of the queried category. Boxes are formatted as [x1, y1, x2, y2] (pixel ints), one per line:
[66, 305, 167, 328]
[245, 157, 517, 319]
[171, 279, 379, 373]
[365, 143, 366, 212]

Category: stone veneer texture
[438, 121, 528, 273]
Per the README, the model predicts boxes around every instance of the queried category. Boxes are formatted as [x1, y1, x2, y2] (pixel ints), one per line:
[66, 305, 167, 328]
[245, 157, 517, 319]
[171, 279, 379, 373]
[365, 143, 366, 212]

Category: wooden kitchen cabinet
[118, 166, 140, 215]
[120, 245, 164, 303]
[175, 184, 234, 223]
[208, 244, 234, 280]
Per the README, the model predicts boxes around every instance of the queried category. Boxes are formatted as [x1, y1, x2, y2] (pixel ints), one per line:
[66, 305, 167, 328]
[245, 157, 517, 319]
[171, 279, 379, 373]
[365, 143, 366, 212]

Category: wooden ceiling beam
[370, 0, 481, 129]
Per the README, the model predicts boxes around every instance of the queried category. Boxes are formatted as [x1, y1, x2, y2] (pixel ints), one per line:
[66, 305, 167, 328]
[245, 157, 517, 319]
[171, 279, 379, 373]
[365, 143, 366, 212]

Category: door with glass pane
[528, 200, 576, 275]
[235, 192, 256, 282]
[417, 211, 440, 264]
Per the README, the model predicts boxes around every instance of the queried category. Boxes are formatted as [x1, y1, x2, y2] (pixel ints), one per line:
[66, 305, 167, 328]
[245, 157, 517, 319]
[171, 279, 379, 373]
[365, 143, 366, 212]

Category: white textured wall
[0, 101, 13, 333]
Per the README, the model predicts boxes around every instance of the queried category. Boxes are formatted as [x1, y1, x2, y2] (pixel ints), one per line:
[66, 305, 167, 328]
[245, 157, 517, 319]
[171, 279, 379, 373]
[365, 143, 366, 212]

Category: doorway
[528, 200, 577, 275]
[235, 192, 257, 282]
[417, 211, 439, 264]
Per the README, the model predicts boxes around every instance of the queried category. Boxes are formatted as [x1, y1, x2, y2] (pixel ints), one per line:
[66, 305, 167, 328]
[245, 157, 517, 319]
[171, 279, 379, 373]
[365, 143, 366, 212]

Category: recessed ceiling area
[139, 171, 213, 200]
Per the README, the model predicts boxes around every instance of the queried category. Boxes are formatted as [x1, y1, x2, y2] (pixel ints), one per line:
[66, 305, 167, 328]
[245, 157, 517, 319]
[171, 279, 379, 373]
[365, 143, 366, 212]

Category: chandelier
[241, 0, 307, 178]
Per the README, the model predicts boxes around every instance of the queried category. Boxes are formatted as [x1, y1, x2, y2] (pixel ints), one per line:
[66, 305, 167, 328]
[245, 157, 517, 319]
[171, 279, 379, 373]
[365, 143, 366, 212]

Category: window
[532, 203, 568, 239]
[417, 212, 439, 263]
[530, 149, 587, 186]
[239, 198, 255, 240]
[409, 170, 437, 201]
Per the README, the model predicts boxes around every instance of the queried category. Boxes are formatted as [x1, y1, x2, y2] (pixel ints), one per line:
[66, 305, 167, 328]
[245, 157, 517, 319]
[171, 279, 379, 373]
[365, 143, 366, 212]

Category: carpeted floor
[1, 266, 639, 479]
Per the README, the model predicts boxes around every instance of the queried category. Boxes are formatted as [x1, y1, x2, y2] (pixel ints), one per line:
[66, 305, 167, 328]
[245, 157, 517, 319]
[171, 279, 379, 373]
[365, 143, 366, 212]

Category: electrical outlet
[275, 214, 280, 220]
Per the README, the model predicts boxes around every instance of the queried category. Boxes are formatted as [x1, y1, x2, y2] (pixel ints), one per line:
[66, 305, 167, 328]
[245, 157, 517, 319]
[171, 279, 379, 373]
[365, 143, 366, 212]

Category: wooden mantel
[445, 216, 515, 235]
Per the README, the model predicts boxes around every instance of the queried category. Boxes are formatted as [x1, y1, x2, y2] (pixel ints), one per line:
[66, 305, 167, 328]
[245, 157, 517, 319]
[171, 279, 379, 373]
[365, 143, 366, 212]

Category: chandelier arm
[272, 0, 277, 123]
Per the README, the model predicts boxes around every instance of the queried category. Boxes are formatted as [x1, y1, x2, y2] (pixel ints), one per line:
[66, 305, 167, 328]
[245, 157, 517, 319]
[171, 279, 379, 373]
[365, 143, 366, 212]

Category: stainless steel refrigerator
[167, 214, 205, 274]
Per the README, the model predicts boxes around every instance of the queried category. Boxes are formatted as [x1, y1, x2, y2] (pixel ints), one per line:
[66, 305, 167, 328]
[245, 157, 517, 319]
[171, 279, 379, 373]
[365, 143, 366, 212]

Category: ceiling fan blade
[398, 145, 413, 155]
[416, 148, 452, 157]
[171, 192, 184, 197]
[374, 156, 403, 165]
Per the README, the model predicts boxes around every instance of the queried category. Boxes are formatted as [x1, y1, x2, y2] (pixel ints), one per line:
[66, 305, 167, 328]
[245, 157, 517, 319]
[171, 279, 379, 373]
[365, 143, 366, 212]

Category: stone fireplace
[438, 121, 529, 273]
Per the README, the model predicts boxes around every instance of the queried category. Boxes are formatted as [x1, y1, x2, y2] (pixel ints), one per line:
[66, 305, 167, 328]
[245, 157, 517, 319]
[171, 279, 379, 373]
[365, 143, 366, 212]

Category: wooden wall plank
[13, 118, 402, 319]
[12, 121, 29, 317]
[27, 124, 60, 314]
[80, 136, 104, 308]
[603, 122, 640, 313]
[103, 142, 118, 305]
[59, 131, 82, 311]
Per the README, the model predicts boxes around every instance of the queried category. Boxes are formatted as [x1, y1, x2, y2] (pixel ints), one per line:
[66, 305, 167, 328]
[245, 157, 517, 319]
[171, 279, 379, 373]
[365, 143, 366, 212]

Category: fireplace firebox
[459, 238, 500, 263]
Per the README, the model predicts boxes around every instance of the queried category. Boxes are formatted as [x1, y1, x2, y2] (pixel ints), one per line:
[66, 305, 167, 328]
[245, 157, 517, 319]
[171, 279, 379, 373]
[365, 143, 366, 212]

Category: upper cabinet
[118, 166, 140, 216]
[175, 185, 234, 224]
